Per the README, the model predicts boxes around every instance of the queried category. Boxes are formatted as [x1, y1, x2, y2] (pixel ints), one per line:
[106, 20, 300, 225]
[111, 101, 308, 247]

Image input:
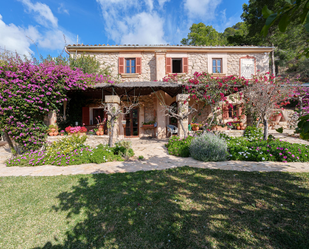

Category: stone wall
[188, 53, 208, 75]
[227, 53, 269, 75]
[139, 95, 156, 123]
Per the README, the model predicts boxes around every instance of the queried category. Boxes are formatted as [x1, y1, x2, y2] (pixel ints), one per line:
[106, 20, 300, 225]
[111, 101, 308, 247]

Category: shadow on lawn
[34, 167, 309, 249]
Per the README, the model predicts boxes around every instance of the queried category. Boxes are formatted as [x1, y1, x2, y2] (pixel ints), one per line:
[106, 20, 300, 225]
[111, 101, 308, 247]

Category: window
[166, 57, 188, 74]
[172, 59, 182, 73]
[126, 58, 135, 73]
[212, 58, 222, 73]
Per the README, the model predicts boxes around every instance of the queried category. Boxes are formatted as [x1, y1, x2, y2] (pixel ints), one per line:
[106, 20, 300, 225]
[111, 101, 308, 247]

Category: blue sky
[0, 0, 248, 58]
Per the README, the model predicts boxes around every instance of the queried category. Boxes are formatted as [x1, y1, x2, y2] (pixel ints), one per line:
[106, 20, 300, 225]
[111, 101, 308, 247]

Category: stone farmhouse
[65, 44, 272, 139]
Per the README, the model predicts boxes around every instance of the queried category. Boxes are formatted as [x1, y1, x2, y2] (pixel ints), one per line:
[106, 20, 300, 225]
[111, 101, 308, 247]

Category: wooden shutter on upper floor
[222, 105, 229, 120]
[182, 57, 188, 73]
[166, 57, 172, 74]
[82, 107, 90, 126]
[118, 57, 124, 74]
[136, 57, 142, 74]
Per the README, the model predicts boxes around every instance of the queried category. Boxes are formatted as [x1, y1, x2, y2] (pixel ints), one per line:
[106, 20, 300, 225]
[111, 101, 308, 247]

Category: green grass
[1, 167, 309, 248]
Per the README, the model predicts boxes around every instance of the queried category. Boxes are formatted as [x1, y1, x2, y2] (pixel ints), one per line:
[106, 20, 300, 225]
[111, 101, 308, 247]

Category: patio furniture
[167, 125, 178, 137]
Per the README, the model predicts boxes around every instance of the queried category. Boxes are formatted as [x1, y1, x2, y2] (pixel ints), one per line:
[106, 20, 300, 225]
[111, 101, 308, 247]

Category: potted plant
[48, 124, 58, 136]
[94, 128, 100, 136]
[96, 116, 106, 134]
[80, 126, 87, 134]
[59, 130, 65, 136]
[191, 123, 201, 131]
[236, 123, 241, 130]
[142, 121, 155, 128]
[88, 129, 94, 135]
[272, 111, 282, 122]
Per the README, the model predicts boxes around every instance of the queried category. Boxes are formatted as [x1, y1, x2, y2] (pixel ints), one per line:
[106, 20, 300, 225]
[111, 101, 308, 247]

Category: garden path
[0, 130, 309, 176]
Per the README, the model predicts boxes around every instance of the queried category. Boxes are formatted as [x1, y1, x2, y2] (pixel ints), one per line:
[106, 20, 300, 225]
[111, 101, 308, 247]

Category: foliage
[164, 72, 248, 128]
[225, 136, 309, 162]
[6, 136, 134, 166]
[165, 135, 195, 157]
[181, 23, 226, 46]
[70, 53, 111, 77]
[243, 126, 263, 140]
[276, 127, 284, 133]
[189, 133, 228, 162]
[138, 155, 144, 160]
[297, 113, 309, 139]
[113, 140, 134, 159]
[0, 58, 109, 153]
[46, 135, 87, 157]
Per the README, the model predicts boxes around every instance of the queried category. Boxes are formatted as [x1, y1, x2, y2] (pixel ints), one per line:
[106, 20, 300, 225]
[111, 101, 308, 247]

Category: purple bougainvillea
[0, 59, 111, 153]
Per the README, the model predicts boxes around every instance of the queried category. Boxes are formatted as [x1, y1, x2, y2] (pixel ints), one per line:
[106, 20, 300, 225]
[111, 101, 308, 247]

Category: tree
[181, 23, 225, 46]
[262, 0, 309, 57]
[70, 53, 111, 77]
[101, 99, 138, 147]
[243, 74, 294, 140]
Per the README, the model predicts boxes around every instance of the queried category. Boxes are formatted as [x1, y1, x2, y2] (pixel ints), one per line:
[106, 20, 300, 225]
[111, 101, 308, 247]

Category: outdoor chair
[167, 125, 178, 137]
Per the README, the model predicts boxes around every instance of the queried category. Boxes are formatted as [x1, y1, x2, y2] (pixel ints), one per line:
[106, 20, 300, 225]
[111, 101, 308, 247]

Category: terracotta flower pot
[96, 131, 100, 136]
[239, 122, 244, 126]
[274, 114, 282, 122]
[241, 126, 245, 130]
[192, 126, 199, 131]
[99, 131, 104, 135]
[50, 128, 56, 133]
[98, 126, 104, 132]
[237, 126, 241, 130]
[60, 133, 64, 136]
[49, 132, 54, 136]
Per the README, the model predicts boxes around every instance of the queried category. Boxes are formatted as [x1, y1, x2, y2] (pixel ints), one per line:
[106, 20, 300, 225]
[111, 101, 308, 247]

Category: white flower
[262, 157, 265, 160]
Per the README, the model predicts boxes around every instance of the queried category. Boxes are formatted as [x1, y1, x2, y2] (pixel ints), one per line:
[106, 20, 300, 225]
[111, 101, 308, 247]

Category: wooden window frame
[212, 58, 222, 73]
[125, 58, 136, 74]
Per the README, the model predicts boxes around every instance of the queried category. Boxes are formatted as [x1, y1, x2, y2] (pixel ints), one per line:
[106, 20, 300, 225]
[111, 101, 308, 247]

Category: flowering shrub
[189, 133, 227, 162]
[165, 135, 195, 157]
[0, 59, 110, 153]
[225, 136, 309, 162]
[243, 126, 263, 141]
[6, 135, 132, 166]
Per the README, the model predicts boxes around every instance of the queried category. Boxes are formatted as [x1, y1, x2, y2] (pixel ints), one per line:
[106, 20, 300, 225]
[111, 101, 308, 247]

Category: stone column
[176, 94, 189, 138]
[156, 91, 167, 139]
[156, 51, 166, 81]
[105, 95, 120, 145]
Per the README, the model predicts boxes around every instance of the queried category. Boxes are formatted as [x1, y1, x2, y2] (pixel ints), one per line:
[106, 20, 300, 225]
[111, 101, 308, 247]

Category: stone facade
[227, 53, 269, 75]
[78, 50, 270, 82]
[187, 53, 208, 75]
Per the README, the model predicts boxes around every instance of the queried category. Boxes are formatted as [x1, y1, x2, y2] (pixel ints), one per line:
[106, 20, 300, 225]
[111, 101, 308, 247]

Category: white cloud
[158, 0, 170, 8]
[96, 0, 167, 44]
[18, 0, 58, 28]
[38, 29, 74, 50]
[121, 12, 166, 44]
[58, 3, 69, 15]
[0, 14, 39, 56]
[184, 0, 222, 20]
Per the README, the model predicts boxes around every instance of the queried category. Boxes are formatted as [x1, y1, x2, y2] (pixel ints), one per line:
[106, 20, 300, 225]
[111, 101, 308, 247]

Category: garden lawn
[1, 167, 309, 249]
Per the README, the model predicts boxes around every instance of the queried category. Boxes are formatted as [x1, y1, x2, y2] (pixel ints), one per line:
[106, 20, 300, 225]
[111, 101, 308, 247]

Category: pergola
[67, 81, 184, 99]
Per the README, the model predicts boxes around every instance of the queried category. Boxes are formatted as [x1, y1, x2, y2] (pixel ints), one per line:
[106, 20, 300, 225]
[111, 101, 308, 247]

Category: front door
[124, 108, 139, 137]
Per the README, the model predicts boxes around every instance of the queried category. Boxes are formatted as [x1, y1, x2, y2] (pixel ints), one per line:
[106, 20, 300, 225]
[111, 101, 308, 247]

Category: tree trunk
[109, 117, 115, 147]
[271, 43, 275, 77]
[179, 119, 187, 138]
[263, 117, 268, 141]
[4, 132, 16, 155]
[246, 111, 254, 127]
